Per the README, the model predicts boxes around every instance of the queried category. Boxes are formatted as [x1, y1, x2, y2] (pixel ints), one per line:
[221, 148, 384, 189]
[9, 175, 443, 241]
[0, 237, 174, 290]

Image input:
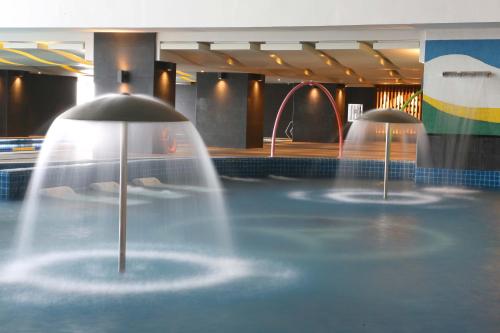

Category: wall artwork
[423, 39, 500, 136]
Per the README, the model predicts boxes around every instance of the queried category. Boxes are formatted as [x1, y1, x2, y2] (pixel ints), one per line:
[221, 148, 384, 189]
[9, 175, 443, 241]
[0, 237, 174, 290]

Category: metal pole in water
[383, 122, 391, 200]
[119, 122, 128, 273]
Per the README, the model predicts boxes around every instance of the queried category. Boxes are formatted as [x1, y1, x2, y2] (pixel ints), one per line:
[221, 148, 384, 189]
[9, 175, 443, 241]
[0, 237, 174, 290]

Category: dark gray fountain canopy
[358, 108, 421, 124]
[59, 94, 189, 122]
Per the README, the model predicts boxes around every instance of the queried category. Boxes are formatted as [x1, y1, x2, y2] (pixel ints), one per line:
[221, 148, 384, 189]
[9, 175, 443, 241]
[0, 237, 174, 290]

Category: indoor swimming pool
[0, 178, 499, 333]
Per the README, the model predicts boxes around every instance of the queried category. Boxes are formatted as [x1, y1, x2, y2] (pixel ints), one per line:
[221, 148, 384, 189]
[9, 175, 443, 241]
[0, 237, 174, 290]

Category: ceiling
[0, 42, 92, 76]
[0, 40, 423, 86]
[159, 41, 423, 85]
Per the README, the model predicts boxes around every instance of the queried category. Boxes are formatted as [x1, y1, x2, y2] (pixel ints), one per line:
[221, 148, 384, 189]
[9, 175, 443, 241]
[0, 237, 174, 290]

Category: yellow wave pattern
[0, 47, 83, 74]
[0, 57, 23, 66]
[423, 94, 500, 123]
[45, 49, 93, 66]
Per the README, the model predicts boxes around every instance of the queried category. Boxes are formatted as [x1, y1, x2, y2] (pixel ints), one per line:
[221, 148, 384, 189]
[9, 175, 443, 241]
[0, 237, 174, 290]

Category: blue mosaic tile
[415, 167, 500, 188]
[1, 157, 498, 200]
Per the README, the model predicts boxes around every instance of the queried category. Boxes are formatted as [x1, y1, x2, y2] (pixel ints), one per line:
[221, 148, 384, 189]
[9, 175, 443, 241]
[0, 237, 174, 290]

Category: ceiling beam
[373, 41, 420, 50]
[209, 42, 260, 51]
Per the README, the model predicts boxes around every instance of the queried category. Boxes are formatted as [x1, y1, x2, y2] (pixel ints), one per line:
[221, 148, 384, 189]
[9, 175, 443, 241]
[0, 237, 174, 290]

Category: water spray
[357, 109, 421, 199]
[59, 94, 189, 273]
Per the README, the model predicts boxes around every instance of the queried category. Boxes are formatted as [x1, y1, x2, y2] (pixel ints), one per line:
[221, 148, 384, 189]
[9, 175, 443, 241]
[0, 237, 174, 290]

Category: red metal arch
[270, 81, 343, 157]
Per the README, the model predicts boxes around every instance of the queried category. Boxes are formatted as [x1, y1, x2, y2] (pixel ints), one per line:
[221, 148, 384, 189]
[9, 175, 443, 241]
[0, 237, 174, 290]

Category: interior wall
[153, 61, 176, 106]
[246, 79, 264, 148]
[0, 70, 76, 136]
[175, 84, 197, 123]
[344, 87, 377, 113]
[417, 134, 500, 170]
[93, 32, 157, 95]
[264, 83, 345, 142]
[0, 71, 10, 135]
[195, 72, 264, 148]
[293, 84, 342, 143]
[263, 84, 294, 138]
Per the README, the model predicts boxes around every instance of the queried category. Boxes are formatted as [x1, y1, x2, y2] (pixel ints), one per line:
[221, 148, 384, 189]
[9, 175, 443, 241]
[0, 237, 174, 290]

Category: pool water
[0, 178, 499, 332]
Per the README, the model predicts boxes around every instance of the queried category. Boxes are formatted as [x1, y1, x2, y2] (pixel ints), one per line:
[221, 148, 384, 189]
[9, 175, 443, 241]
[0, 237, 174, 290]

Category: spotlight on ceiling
[217, 72, 227, 80]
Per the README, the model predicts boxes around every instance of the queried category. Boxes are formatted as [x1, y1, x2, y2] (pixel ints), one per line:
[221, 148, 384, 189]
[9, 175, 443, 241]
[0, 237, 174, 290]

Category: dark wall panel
[0, 72, 7, 135]
[293, 84, 340, 143]
[196, 73, 248, 148]
[345, 87, 377, 112]
[246, 80, 264, 148]
[263, 83, 344, 142]
[175, 84, 197, 123]
[0, 70, 76, 136]
[94, 32, 157, 95]
[263, 84, 294, 138]
[154, 61, 176, 106]
[196, 72, 264, 148]
[417, 134, 500, 170]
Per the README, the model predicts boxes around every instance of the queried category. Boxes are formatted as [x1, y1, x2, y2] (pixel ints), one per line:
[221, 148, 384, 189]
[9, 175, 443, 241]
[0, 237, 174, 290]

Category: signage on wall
[347, 104, 364, 122]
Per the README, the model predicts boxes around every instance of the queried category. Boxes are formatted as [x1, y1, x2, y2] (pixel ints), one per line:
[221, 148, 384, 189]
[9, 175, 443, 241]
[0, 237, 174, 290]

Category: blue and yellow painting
[423, 40, 500, 136]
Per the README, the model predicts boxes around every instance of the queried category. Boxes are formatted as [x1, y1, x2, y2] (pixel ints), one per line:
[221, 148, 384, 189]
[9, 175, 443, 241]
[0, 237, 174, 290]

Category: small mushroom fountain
[357, 109, 422, 199]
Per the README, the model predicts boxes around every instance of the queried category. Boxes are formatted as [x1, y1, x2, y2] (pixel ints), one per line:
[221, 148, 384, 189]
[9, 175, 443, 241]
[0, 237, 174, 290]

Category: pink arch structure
[270, 81, 344, 157]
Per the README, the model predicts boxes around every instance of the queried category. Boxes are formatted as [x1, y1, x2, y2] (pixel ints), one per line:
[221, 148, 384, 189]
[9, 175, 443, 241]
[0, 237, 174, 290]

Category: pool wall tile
[1, 157, 498, 200]
[415, 167, 500, 188]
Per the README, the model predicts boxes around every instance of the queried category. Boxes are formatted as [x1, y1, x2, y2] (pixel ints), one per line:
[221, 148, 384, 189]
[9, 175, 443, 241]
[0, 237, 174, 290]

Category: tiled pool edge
[415, 167, 500, 188]
[1, 157, 499, 200]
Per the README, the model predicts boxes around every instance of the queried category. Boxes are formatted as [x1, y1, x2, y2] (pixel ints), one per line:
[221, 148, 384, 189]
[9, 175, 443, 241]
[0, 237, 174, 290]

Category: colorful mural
[423, 40, 500, 136]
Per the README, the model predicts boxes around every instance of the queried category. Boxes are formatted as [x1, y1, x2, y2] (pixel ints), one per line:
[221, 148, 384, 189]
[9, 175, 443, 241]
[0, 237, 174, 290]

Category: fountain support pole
[119, 122, 128, 273]
[383, 122, 391, 200]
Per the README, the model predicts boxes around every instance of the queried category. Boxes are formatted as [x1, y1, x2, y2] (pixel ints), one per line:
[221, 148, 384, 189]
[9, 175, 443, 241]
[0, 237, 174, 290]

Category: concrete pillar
[93, 32, 176, 105]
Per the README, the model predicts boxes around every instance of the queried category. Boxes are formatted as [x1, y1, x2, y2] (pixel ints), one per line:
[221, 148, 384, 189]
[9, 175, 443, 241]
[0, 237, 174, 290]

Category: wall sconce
[165, 62, 175, 72]
[217, 72, 227, 80]
[249, 73, 265, 82]
[117, 70, 130, 83]
[12, 71, 24, 79]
